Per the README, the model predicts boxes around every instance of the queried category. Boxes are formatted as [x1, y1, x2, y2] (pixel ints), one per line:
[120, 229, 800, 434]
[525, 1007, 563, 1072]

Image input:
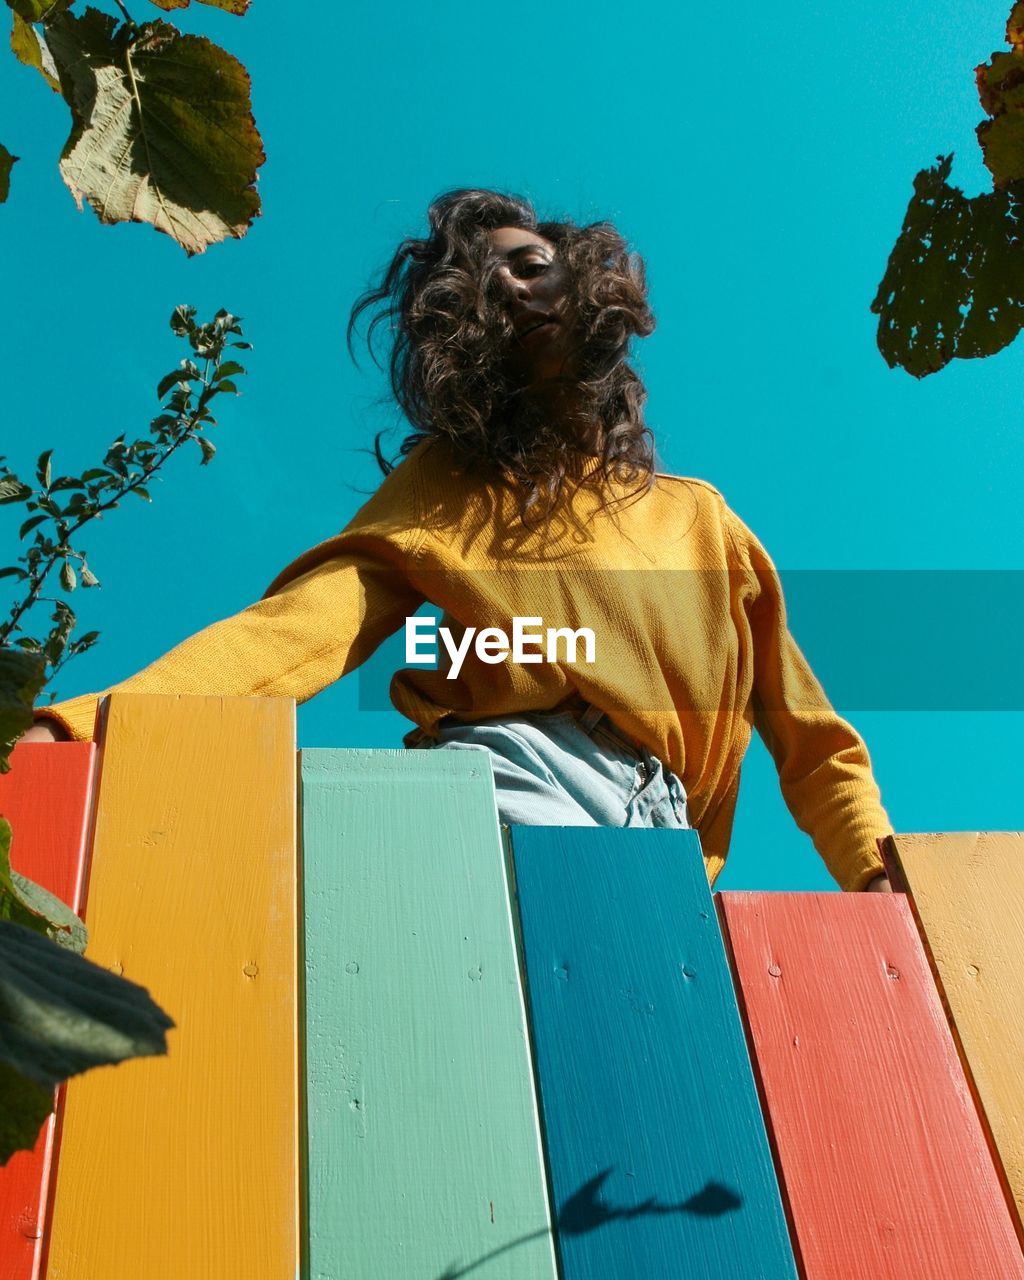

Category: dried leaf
[5, 0, 72, 20]
[10, 10, 60, 91]
[0, 143, 15, 204]
[46, 8, 264, 256]
[147, 0, 249, 12]
[1008, 1, 1024, 50]
[871, 155, 1024, 377]
[976, 46, 1024, 187]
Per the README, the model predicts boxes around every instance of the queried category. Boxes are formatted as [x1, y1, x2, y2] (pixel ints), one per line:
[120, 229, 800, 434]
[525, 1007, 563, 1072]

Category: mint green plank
[300, 748, 558, 1280]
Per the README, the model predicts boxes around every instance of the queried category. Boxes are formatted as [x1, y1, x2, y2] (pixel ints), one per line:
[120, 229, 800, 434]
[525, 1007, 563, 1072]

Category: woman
[24, 187, 892, 893]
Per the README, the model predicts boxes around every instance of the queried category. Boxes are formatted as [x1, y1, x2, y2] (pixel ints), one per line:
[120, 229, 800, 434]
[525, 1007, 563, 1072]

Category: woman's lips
[521, 319, 557, 338]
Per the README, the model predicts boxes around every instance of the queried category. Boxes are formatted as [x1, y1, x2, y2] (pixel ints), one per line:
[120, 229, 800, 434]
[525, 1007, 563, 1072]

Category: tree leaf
[197, 435, 216, 464]
[976, 46, 1024, 187]
[0, 1058, 54, 1168]
[19, 514, 47, 538]
[6, 0, 72, 19]
[10, 10, 61, 92]
[0, 919, 174, 1153]
[147, 0, 250, 12]
[0, 648, 46, 773]
[2, 823, 87, 953]
[871, 155, 1024, 377]
[36, 450, 52, 490]
[59, 561, 76, 591]
[46, 9, 265, 256]
[80, 566, 99, 587]
[0, 143, 16, 204]
[0, 477, 31, 505]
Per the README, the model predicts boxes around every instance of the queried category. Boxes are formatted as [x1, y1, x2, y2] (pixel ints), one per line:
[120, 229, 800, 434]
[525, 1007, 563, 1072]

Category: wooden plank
[507, 825, 798, 1280]
[882, 831, 1024, 1234]
[719, 891, 1024, 1279]
[0, 743, 95, 1280]
[41, 693, 299, 1280]
[300, 748, 558, 1280]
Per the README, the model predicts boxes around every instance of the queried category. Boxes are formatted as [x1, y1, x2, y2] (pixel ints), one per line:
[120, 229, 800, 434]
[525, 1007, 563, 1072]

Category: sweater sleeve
[36, 461, 427, 743]
[725, 505, 892, 892]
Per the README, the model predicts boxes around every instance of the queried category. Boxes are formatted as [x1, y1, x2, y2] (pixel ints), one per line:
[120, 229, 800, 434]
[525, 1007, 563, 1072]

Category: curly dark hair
[346, 187, 659, 528]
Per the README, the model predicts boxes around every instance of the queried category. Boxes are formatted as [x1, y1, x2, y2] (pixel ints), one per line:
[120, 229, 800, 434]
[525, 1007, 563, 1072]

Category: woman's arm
[35, 549, 425, 742]
[726, 507, 892, 892]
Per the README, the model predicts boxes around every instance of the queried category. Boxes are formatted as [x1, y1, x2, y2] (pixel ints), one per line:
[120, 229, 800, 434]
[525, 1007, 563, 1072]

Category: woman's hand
[864, 873, 893, 893]
[16, 720, 70, 744]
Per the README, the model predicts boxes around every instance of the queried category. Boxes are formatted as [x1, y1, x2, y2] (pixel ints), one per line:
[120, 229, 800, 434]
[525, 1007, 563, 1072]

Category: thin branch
[112, 0, 138, 30]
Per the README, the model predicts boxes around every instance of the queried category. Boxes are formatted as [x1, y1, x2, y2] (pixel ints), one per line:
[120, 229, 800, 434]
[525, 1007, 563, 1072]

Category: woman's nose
[496, 266, 532, 302]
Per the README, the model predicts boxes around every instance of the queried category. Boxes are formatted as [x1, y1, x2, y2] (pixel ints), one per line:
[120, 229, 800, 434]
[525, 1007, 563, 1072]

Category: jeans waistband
[555, 694, 646, 755]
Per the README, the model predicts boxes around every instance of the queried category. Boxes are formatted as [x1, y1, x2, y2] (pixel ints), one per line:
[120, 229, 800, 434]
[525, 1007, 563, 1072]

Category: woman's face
[487, 225, 579, 386]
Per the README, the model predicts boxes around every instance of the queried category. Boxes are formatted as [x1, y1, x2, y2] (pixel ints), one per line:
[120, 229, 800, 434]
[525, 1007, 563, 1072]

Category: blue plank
[506, 825, 799, 1280]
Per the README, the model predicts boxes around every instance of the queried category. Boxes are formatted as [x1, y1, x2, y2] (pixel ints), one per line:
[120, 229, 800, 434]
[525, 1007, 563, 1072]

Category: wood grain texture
[883, 831, 1024, 1235]
[300, 748, 558, 1280]
[0, 743, 95, 1280]
[719, 891, 1024, 1279]
[41, 694, 299, 1280]
[507, 825, 798, 1280]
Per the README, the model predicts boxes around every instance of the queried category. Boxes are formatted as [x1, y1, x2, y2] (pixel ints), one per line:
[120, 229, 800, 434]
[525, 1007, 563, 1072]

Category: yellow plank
[884, 832, 1024, 1235]
[43, 694, 299, 1280]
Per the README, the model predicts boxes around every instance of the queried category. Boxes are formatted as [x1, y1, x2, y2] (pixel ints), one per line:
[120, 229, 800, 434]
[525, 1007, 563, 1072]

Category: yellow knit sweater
[41, 437, 890, 890]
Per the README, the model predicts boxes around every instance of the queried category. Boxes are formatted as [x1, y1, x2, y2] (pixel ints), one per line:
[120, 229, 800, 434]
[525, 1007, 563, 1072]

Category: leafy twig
[0, 305, 250, 678]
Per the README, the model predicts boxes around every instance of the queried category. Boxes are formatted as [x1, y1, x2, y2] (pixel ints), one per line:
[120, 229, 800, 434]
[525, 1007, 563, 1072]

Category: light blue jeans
[409, 704, 691, 829]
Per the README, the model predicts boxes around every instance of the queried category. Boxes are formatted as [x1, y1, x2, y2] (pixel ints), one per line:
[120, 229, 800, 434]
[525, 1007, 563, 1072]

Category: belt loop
[578, 702, 605, 732]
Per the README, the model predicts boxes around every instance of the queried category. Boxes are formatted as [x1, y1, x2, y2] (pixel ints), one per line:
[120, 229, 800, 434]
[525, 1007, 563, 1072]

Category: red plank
[0, 743, 97, 1280]
[719, 892, 1024, 1280]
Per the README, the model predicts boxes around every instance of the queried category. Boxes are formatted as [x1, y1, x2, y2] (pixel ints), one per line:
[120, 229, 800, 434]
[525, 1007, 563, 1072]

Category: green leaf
[0, 917, 174, 1164]
[46, 9, 265, 256]
[80, 566, 99, 587]
[36, 450, 52, 489]
[0, 648, 46, 773]
[18, 514, 46, 538]
[214, 360, 245, 378]
[197, 436, 216, 464]
[59, 561, 76, 591]
[0, 1058, 54, 1168]
[2, 841, 87, 956]
[156, 371, 188, 400]
[131, 487, 151, 502]
[0, 142, 16, 205]
[170, 304, 196, 335]
[10, 10, 61, 92]
[0, 568, 27, 582]
[871, 155, 1024, 377]
[147, 0, 250, 12]
[0, 476, 31, 504]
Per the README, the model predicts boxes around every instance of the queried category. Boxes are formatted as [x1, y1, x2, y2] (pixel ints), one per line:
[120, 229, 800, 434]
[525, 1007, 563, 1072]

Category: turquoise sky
[2, 0, 1021, 890]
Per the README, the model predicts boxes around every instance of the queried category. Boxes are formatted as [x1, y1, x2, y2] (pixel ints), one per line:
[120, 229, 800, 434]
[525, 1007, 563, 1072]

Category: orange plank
[719, 892, 1024, 1279]
[40, 694, 299, 1280]
[0, 743, 96, 1280]
[883, 831, 1024, 1232]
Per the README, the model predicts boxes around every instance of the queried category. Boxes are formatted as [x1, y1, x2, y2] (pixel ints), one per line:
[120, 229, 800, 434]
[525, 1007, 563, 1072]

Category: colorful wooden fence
[1, 693, 1023, 1279]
